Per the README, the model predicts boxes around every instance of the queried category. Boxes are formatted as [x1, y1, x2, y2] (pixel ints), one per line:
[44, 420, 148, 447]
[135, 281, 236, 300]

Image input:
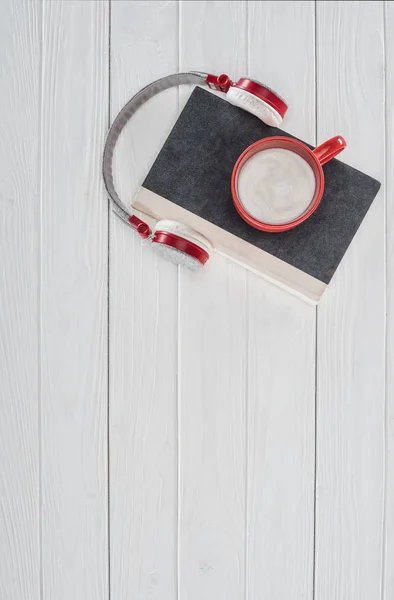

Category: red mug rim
[231, 135, 345, 233]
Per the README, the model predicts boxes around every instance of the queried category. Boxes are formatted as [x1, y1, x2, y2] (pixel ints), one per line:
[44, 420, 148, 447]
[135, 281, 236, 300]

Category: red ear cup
[152, 220, 211, 270]
[153, 231, 210, 265]
[127, 216, 211, 269]
[226, 77, 288, 127]
[235, 78, 287, 117]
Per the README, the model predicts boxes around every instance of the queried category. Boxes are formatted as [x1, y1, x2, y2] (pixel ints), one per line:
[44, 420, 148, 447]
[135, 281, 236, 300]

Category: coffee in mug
[231, 135, 347, 232]
[237, 148, 316, 225]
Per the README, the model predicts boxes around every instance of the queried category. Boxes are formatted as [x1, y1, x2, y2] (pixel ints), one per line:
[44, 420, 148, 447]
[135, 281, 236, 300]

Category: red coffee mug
[231, 135, 346, 232]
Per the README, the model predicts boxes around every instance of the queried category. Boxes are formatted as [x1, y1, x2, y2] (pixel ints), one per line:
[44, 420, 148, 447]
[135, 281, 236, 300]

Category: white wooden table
[1, 1, 392, 598]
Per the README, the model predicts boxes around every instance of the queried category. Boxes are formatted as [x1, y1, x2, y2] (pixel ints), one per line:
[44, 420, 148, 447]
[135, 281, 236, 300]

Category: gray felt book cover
[133, 87, 381, 303]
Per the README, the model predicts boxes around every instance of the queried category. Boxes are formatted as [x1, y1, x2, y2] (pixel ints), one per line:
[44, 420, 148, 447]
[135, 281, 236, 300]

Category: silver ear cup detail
[152, 220, 212, 270]
[153, 244, 205, 270]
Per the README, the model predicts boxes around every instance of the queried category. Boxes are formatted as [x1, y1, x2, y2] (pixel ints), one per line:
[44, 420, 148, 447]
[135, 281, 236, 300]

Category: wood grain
[248, 0, 316, 142]
[384, 3, 393, 598]
[178, 3, 248, 598]
[40, 2, 109, 598]
[177, 261, 247, 599]
[1, 2, 392, 598]
[109, 2, 179, 598]
[0, 1, 41, 598]
[315, 3, 385, 599]
[246, 3, 316, 598]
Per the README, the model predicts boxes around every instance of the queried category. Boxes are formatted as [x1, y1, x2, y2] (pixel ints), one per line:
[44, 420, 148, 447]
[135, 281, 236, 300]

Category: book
[132, 86, 381, 303]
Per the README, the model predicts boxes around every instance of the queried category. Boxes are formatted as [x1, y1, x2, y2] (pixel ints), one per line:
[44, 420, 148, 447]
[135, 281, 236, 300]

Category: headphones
[102, 72, 288, 270]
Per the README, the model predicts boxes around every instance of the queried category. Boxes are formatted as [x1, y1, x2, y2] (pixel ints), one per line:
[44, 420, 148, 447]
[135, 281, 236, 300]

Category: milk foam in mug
[231, 135, 347, 233]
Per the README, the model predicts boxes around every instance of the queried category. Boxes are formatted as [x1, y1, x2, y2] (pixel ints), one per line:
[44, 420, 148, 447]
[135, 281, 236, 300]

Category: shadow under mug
[231, 135, 347, 233]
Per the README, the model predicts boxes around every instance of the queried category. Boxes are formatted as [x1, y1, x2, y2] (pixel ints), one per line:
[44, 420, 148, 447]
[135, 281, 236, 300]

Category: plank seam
[177, 264, 181, 600]
[38, 0, 44, 598]
[381, 4, 388, 600]
[107, 2, 112, 599]
[176, 5, 181, 600]
[245, 5, 249, 598]
[244, 274, 249, 600]
[312, 2, 318, 600]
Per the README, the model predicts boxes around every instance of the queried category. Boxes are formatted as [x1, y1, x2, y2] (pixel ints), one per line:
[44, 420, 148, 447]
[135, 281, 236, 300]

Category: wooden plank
[315, 3, 385, 599]
[109, 2, 179, 599]
[0, 1, 41, 598]
[248, 0, 316, 142]
[384, 2, 393, 597]
[40, 2, 109, 598]
[178, 2, 248, 598]
[246, 4, 316, 598]
[177, 262, 247, 599]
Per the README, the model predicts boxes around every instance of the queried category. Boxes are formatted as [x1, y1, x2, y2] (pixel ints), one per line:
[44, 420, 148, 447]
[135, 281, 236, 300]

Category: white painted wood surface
[178, 4, 247, 598]
[0, 1, 41, 599]
[109, 3, 179, 599]
[246, 5, 315, 599]
[385, 3, 394, 598]
[315, 4, 386, 599]
[40, 2, 109, 598]
[0, 1, 391, 599]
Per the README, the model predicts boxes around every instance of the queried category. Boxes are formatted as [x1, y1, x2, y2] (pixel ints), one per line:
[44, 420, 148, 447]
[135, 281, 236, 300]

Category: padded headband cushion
[226, 86, 283, 127]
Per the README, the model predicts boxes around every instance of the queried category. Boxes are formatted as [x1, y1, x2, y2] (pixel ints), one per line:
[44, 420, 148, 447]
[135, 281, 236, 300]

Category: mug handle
[312, 135, 346, 166]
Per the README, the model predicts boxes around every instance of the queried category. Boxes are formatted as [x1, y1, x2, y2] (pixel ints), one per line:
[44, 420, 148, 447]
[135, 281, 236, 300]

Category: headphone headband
[102, 71, 288, 228]
[102, 72, 207, 227]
